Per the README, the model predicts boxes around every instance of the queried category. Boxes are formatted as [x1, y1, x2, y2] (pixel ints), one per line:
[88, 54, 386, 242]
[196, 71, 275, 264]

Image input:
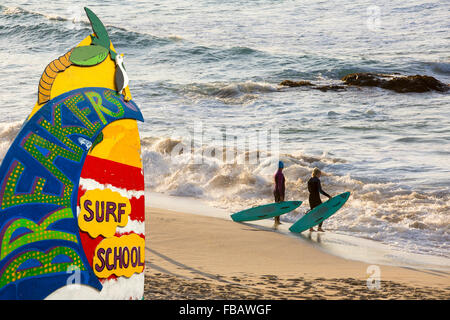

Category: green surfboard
[231, 201, 302, 222]
[289, 192, 350, 233]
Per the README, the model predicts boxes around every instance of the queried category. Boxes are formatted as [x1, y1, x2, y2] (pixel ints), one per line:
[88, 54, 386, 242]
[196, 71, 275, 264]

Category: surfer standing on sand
[307, 167, 331, 232]
[273, 161, 285, 225]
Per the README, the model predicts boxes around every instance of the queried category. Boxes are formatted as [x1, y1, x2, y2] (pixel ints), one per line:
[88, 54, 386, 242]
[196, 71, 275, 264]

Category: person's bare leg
[274, 195, 284, 225]
[274, 216, 281, 225]
[317, 222, 324, 232]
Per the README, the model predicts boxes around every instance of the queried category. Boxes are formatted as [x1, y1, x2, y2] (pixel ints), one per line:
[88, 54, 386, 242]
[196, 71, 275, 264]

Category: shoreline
[144, 206, 450, 300]
[145, 191, 450, 271]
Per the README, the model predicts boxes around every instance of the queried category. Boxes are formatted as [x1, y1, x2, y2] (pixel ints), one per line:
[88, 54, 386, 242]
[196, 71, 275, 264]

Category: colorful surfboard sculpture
[231, 201, 302, 222]
[0, 8, 145, 300]
[289, 192, 350, 233]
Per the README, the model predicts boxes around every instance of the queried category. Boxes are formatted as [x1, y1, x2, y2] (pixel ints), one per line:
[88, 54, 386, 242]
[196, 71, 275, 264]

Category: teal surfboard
[231, 201, 302, 222]
[289, 192, 350, 233]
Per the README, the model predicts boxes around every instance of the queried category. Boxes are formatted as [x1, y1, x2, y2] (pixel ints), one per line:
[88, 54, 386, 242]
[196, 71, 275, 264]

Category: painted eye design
[69, 45, 109, 66]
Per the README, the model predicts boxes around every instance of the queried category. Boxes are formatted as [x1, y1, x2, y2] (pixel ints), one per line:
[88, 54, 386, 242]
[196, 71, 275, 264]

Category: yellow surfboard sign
[79, 189, 131, 238]
[93, 233, 145, 278]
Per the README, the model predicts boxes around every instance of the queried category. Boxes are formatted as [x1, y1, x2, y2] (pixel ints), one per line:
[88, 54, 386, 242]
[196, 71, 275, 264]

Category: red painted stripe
[129, 196, 145, 222]
[77, 188, 86, 201]
[80, 155, 144, 191]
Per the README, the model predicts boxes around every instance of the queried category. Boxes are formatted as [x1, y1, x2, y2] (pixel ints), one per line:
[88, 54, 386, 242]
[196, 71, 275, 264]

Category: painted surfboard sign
[0, 87, 143, 300]
[231, 201, 302, 222]
[289, 192, 350, 233]
[0, 8, 145, 300]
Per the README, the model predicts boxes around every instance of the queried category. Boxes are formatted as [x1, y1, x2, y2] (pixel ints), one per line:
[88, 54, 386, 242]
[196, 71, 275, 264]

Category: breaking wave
[0, 121, 22, 162]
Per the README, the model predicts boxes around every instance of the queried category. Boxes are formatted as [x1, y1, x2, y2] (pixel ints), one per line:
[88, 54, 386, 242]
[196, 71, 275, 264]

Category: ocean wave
[0, 5, 90, 45]
[213, 81, 278, 98]
[0, 5, 263, 60]
[0, 4, 89, 27]
[1, 6, 24, 15]
[108, 27, 179, 49]
[0, 121, 22, 161]
[179, 81, 279, 104]
[429, 62, 450, 75]
[0, 5, 181, 49]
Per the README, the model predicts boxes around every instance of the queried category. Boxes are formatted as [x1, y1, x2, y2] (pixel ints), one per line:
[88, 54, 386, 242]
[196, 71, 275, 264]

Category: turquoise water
[0, 1, 449, 258]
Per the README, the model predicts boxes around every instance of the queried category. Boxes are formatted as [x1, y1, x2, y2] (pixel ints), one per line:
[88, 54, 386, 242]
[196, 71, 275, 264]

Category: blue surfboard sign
[0, 87, 143, 299]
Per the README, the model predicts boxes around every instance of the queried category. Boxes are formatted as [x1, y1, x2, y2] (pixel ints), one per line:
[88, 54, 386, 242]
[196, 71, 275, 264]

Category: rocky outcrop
[279, 80, 345, 92]
[279, 73, 449, 93]
[279, 80, 313, 87]
[341, 73, 449, 93]
[314, 84, 346, 92]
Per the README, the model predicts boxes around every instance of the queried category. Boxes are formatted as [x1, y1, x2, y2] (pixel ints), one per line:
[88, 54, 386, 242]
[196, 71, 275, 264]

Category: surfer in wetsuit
[307, 167, 331, 232]
[273, 161, 285, 225]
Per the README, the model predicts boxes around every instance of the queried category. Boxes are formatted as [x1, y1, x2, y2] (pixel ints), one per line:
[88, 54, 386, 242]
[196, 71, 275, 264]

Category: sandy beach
[144, 207, 450, 300]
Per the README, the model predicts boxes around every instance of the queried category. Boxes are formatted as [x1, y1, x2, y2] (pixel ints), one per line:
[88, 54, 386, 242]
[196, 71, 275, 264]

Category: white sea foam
[0, 121, 22, 162]
[2, 6, 23, 15]
[182, 81, 279, 105]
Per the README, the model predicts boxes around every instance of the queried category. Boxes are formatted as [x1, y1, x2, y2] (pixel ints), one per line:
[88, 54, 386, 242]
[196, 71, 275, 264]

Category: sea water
[0, 1, 448, 259]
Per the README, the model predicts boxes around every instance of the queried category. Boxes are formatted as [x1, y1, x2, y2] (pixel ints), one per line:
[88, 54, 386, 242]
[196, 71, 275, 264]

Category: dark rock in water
[279, 80, 313, 87]
[313, 85, 346, 92]
[341, 73, 449, 93]
[279, 80, 345, 91]
[280, 73, 448, 93]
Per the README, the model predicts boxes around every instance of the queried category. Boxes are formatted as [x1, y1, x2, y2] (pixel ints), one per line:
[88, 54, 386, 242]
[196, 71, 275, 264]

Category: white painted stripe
[116, 220, 145, 235]
[79, 178, 145, 199]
